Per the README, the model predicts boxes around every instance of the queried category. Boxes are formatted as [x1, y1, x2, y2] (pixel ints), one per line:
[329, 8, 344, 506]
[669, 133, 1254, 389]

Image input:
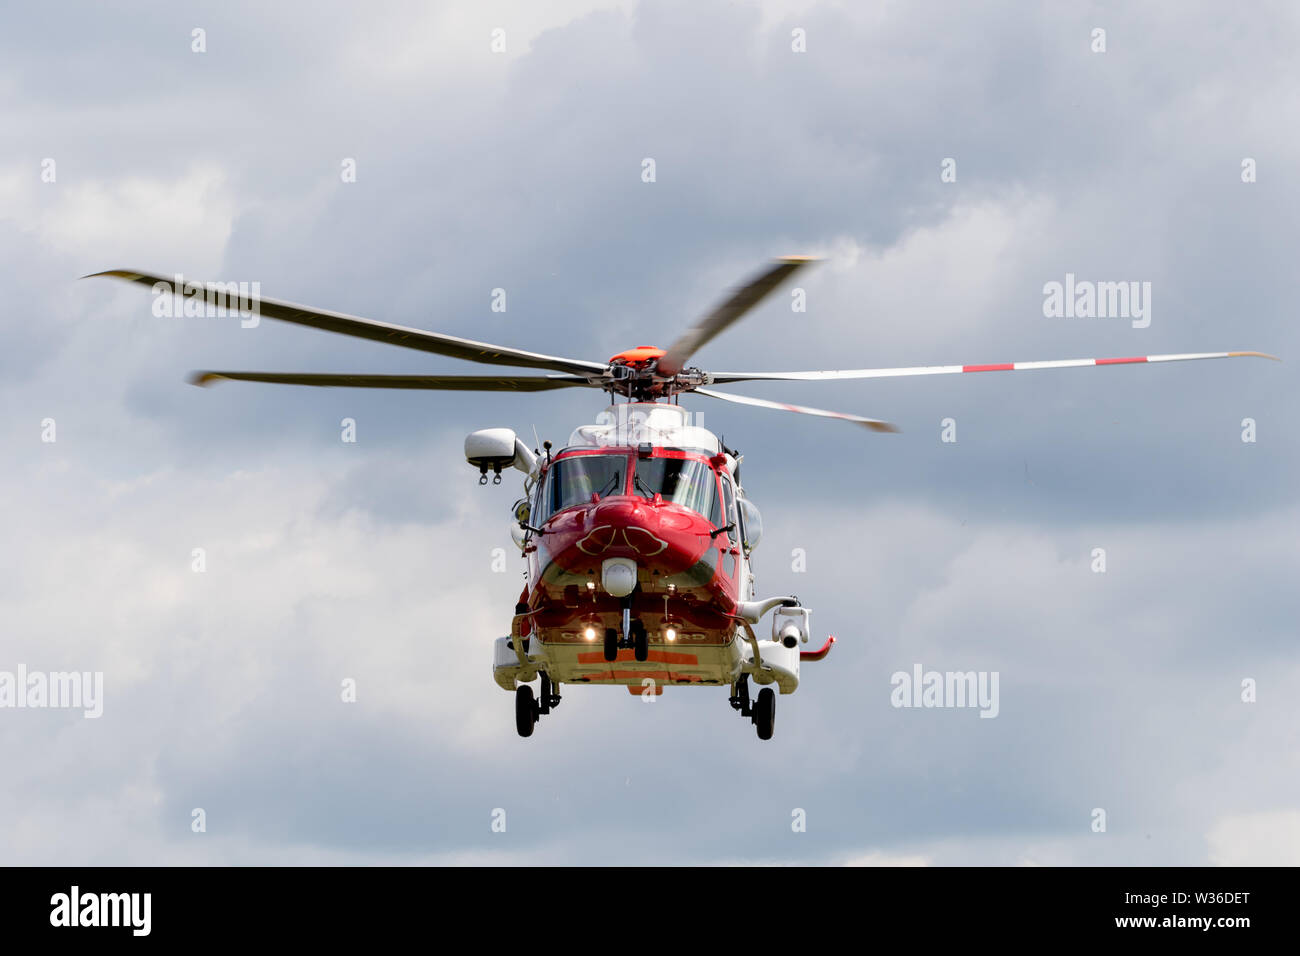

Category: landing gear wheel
[752, 687, 775, 740]
[632, 620, 649, 662]
[515, 684, 537, 737]
[603, 628, 619, 662]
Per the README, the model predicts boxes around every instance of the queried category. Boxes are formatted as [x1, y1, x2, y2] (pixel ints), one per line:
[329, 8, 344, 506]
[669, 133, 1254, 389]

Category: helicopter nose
[580, 497, 672, 559]
[589, 496, 647, 526]
[564, 494, 712, 580]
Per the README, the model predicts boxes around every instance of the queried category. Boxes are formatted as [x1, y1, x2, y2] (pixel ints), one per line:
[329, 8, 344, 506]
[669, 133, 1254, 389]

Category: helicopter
[88, 258, 1277, 739]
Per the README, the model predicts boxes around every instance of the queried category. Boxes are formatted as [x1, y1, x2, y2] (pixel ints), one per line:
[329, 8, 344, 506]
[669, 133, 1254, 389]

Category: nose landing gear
[603, 616, 649, 662]
[620, 600, 651, 662]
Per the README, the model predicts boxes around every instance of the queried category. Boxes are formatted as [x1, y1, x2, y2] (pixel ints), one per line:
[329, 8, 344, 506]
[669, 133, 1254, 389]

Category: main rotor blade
[189, 371, 599, 391]
[86, 270, 608, 377]
[693, 387, 898, 433]
[710, 350, 1280, 384]
[657, 256, 817, 377]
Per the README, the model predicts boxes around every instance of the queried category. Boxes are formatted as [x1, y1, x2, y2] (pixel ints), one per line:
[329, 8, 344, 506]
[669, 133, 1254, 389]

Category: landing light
[664, 627, 677, 642]
[584, 627, 597, 641]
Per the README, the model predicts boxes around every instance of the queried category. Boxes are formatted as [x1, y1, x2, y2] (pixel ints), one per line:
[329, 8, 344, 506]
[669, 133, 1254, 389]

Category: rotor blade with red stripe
[693, 387, 898, 433]
[709, 351, 1279, 384]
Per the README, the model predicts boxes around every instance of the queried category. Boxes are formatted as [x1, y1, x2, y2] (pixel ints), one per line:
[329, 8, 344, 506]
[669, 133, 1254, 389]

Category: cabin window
[634, 457, 721, 523]
[539, 455, 627, 520]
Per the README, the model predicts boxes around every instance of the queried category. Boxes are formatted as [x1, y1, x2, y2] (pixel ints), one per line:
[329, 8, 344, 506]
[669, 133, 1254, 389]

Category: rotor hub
[602, 348, 712, 401]
[609, 345, 665, 366]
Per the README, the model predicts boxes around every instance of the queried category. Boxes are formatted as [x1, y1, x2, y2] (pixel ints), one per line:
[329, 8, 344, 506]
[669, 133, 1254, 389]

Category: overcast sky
[2, 0, 1297, 865]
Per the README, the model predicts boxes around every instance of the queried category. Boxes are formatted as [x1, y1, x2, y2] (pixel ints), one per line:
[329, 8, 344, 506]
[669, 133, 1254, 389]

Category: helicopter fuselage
[523, 451, 745, 691]
[485, 403, 823, 730]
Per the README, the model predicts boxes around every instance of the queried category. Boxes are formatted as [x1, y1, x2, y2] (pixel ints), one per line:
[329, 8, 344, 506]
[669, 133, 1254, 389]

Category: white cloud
[0, 164, 234, 270]
[1207, 811, 1300, 866]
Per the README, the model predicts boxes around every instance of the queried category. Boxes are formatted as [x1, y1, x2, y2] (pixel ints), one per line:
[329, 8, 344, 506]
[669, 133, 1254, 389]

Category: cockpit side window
[720, 475, 737, 533]
[737, 496, 762, 552]
[538, 454, 626, 521]
[635, 456, 721, 524]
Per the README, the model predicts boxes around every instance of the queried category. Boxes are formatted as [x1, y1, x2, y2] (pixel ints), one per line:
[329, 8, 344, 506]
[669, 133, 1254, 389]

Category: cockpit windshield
[634, 457, 721, 523]
[539, 454, 626, 520]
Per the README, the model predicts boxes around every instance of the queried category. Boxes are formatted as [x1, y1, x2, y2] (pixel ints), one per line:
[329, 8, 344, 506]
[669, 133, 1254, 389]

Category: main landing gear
[516, 673, 562, 738]
[729, 675, 776, 740]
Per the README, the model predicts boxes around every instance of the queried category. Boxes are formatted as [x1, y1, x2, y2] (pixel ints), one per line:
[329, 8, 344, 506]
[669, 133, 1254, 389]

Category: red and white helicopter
[91, 259, 1276, 739]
